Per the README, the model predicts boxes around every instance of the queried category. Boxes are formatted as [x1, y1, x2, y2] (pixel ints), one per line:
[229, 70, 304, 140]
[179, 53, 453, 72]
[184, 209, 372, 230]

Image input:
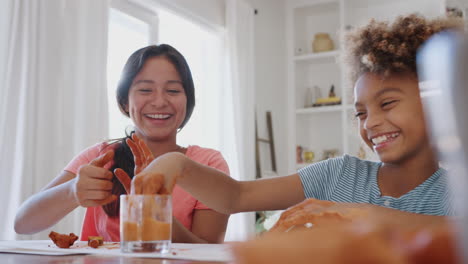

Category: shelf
[348, 0, 399, 8]
[296, 105, 342, 114]
[292, 0, 339, 10]
[286, 0, 444, 173]
[345, 104, 354, 110]
[296, 104, 354, 114]
[294, 50, 339, 63]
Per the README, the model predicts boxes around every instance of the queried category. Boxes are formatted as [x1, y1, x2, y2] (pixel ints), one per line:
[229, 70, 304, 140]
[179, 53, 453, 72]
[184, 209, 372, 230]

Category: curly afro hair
[345, 13, 463, 85]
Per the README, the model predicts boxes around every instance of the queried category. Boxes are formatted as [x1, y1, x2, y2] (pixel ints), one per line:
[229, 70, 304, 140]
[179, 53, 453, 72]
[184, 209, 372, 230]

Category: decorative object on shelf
[322, 149, 338, 160]
[304, 151, 315, 163]
[295, 47, 305, 55]
[328, 85, 336, 97]
[296, 145, 303, 163]
[312, 84, 341, 107]
[312, 33, 334, 53]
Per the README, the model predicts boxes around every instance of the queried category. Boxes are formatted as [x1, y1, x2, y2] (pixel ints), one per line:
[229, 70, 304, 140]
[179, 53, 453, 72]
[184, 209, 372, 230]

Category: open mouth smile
[144, 113, 172, 120]
[370, 132, 400, 150]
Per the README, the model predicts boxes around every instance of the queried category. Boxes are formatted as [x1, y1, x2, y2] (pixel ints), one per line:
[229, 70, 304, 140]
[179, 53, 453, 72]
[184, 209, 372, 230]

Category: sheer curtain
[0, 0, 110, 240]
[223, 0, 256, 241]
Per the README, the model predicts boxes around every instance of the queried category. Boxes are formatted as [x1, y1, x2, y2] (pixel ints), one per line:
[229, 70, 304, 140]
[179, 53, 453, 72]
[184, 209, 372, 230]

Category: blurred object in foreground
[232, 222, 458, 264]
[233, 198, 461, 264]
[417, 30, 468, 264]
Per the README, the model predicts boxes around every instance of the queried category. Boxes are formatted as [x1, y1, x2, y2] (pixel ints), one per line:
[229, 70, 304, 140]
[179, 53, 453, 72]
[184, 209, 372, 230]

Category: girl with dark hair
[15, 44, 230, 243]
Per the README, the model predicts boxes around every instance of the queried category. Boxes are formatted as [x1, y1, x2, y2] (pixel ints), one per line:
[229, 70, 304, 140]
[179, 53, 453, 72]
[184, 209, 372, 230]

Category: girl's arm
[142, 152, 306, 214]
[15, 151, 116, 234]
[172, 210, 229, 243]
[14, 171, 79, 234]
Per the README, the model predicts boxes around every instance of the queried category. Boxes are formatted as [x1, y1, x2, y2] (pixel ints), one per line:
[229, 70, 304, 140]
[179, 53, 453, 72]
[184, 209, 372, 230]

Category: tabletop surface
[0, 240, 231, 264]
[0, 253, 226, 263]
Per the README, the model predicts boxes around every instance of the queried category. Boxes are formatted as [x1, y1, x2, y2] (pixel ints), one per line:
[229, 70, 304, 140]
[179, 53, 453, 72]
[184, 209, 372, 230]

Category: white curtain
[0, 0, 110, 240]
[222, 0, 256, 241]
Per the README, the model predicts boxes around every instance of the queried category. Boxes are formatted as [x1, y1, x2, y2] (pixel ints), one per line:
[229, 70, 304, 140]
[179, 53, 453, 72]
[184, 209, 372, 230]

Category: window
[107, 8, 149, 139]
[158, 9, 224, 150]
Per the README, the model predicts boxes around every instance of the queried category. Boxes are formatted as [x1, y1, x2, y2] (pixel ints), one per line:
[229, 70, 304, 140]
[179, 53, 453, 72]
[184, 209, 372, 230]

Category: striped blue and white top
[298, 155, 453, 216]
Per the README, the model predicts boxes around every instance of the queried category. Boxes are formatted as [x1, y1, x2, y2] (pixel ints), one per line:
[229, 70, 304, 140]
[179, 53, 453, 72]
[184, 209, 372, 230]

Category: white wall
[131, 0, 225, 31]
[247, 0, 288, 176]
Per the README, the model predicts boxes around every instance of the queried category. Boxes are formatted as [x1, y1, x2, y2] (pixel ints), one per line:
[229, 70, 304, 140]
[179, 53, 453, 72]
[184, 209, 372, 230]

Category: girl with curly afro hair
[347, 14, 463, 202]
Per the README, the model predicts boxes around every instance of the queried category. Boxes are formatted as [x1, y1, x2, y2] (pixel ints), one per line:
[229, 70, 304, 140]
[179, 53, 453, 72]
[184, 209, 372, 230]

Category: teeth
[146, 114, 171, 119]
[372, 136, 386, 145]
[371, 133, 399, 145]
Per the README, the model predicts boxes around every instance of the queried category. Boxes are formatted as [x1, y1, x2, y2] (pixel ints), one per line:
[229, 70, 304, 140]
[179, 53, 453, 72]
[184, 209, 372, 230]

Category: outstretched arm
[15, 151, 116, 234]
[14, 171, 79, 234]
[139, 152, 306, 214]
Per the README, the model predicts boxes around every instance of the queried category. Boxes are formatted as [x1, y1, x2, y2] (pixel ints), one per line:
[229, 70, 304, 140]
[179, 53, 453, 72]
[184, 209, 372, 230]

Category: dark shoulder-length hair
[103, 44, 196, 217]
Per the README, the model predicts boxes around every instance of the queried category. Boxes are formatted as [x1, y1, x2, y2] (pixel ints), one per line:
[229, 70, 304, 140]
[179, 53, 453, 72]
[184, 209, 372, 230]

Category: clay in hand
[114, 134, 176, 195]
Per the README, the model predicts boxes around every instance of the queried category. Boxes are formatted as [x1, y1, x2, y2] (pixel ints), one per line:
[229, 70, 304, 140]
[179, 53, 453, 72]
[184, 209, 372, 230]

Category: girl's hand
[114, 134, 156, 194]
[269, 199, 390, 232]
[130, 171, 166, 195]
[114, 134, 182, 195]
[270, 198, 447, 232]
[130, 152, 186, 195]
[73, 150, 117, 207]
[269, 198, 365, 232]
[127, 133, 154, 175]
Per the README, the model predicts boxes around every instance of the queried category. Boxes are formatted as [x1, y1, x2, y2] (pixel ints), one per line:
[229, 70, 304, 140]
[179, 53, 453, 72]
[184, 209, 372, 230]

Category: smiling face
[125, 56, 187, 142]
[354, 72, 431, 164]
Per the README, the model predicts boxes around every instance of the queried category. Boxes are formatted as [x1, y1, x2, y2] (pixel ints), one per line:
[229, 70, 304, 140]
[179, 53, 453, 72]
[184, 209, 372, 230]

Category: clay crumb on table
[49, 231, 78, 249]
[87, 236, 104, 248]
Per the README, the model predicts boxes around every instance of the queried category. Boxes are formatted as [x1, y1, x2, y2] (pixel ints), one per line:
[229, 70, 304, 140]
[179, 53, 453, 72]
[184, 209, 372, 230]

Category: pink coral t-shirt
[63, 142, 230, 241]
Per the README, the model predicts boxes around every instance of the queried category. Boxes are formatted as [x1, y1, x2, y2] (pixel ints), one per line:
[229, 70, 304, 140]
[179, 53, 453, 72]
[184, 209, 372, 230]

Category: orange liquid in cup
[122, 219, 171, 241]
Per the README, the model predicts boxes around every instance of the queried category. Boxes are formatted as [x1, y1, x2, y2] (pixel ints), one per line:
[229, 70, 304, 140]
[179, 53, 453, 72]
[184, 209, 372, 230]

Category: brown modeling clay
[88, 236, 104, 248]
[49, 231, 78, 248]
